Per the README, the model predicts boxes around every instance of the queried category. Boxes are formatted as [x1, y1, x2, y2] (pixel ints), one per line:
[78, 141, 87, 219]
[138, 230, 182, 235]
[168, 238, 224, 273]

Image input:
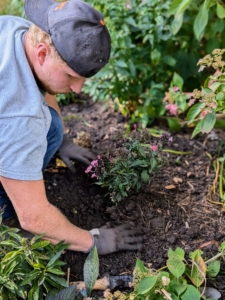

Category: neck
[24, 32, 34, 72]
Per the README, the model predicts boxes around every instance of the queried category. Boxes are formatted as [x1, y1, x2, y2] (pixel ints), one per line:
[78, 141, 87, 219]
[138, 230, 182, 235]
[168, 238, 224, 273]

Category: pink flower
[91, 160, 98, 167]
[91, 173, 97, 178]
[165, 103, 178, 115]
[97, 155, 101, 160]
[85, 165, 92, 173]
[188, 98, 196, 107]
[150, 145, 158, 152]
[174, 86, 179, 92]
[133, 124, 137, 130]
[169, 137, 173, 142]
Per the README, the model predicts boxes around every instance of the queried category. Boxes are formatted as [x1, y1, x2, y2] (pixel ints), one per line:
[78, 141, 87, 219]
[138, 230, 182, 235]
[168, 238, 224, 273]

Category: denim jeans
[0, 106, 63, 220]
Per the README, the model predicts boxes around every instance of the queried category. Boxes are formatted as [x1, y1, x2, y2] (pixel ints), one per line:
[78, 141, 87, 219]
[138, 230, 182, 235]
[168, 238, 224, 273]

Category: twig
[67, 267, 70, 285]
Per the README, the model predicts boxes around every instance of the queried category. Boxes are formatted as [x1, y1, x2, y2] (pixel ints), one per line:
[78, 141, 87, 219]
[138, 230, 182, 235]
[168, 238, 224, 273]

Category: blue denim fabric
[0, 106, 63, 220]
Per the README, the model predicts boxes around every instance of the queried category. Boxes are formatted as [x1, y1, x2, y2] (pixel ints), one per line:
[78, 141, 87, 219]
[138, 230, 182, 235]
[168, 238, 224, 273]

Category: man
[0, 0, 145, 255]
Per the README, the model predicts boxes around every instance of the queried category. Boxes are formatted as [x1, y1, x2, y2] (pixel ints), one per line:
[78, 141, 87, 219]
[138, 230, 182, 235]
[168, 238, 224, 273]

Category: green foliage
[184, 49, 225, 138]
[85, 129, 171, 203]
[47, 246, 99, 300]
[106, 244, 225, 300]
[0, 210, 69, 299]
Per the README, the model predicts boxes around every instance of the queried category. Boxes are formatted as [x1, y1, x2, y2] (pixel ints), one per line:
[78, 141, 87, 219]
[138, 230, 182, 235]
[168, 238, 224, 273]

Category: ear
[36, 43, 50, 66]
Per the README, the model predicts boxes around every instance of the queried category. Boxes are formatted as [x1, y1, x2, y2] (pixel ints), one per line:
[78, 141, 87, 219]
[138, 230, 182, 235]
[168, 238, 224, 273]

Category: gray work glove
[88, 224, 145, 255]
[58, 133, 96, 173]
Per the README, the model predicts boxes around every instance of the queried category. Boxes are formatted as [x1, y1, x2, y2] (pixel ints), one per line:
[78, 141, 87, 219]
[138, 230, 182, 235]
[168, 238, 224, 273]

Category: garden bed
[44, 98, 225, 298]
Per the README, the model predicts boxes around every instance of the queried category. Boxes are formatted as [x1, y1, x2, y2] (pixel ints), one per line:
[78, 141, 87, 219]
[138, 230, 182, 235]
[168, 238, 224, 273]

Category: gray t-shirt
[0, 16, 51, 180]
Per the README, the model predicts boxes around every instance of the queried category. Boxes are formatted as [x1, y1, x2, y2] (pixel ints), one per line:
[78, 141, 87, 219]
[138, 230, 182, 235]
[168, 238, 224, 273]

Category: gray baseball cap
[24, 0, 111, 78]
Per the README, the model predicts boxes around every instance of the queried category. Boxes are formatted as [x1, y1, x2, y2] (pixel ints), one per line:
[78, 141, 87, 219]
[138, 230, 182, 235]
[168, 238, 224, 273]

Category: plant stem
[219, 159, 224, 199]
[162, 149, 192, 155]
[205, 251, 225, 264]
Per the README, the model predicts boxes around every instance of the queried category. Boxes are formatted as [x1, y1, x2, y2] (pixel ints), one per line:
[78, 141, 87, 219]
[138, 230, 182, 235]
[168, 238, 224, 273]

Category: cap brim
[24, 0, 53, 33]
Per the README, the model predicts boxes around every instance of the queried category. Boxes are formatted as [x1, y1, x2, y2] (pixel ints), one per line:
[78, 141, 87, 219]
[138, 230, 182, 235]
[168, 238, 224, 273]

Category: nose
[70, 78, 85, 94]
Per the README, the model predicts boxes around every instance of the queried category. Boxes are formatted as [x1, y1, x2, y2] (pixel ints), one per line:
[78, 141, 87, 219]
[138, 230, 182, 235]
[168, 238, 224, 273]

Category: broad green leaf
[190, 252, 206, 287]
[137, 275, 158, 295]
[162, 55, 177, 66]
[2, 250, 23, 263]
[31, 240, 50, 250]
[172, 72, 184, 90]
[141, 170, 149, 183]
[187, 102, 205, 124]
[21, 270, 40, 286]
[167, 257, 185, 278]
[171, 12, 184, 35]
[125, 16, 137, 27]
[46, 274, 68, 288]
[201, 112, 216, 133]
[207, 260, 220, 277]
[169, 278, 187, 296]
[191, 120, 203, 138]
[50, 285, 81, 300]
[217, 3, 225, 18]
[46, 251, 63, 268]
[175, 0, 193, 16]
[167, 117, 181, 131]
[168, 247, 185, 260]
[83, 246, 99, 296]
[168, 0, 182, 16]
[209, 82, 222, 92]
[135, 258, 146, 273]
[181, 284, 200, 300]
[151, 49, 161, 65]
[216, 92, 225, 101]
[47, 268, 65, 276]
[194, 0, 209, 41]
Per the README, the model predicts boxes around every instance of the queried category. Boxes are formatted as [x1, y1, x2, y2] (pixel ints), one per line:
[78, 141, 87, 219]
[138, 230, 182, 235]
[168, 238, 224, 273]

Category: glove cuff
[83, 229, 100, 253]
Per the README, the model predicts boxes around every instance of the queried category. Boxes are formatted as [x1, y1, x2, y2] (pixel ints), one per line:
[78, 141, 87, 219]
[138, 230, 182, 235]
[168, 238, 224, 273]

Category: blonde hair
[27, 24, 66, 64]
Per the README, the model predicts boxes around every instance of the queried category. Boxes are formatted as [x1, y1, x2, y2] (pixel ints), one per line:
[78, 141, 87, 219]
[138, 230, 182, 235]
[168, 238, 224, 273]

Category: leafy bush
[85, 129, 171, 203]
[0, 210, 69, 299]
[105, 243, 225, 300]
[83, 0, 225, 127]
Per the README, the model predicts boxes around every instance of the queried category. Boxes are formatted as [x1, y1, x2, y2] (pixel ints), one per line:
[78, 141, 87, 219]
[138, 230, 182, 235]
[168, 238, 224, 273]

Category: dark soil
[44, 97, 225, 298]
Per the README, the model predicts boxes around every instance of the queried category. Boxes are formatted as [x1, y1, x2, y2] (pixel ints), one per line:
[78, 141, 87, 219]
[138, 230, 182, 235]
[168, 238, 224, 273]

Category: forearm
[0, 176, 93, 252]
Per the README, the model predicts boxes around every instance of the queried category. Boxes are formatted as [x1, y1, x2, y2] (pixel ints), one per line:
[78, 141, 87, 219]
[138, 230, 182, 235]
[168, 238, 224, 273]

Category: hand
[88, 224, 145, 255]
[58, 133, 96, 173]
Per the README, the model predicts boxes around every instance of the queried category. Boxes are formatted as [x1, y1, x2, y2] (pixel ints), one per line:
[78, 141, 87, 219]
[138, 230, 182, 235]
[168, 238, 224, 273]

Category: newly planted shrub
[85, 129, 171, 203]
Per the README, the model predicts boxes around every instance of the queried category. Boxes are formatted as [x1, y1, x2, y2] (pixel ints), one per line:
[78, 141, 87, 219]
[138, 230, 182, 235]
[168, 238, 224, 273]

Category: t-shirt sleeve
[0, 117, 47, 180]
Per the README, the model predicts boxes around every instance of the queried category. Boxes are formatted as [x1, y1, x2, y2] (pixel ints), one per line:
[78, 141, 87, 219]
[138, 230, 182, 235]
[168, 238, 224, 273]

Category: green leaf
[135, 258, 146, 273]
[171, 12, 184, 35]
[194, 0, 209, 41]
[47, 268, 65, 276]
[217, 3, 225, 18]
[141, 170, 150, 184]
[187, 102, 205, 124]
[190, 251, 206, 287]
[172, 72, 184, 90]
[207, 260, 220, 277]
[50, 285, 81, 300]
[83, 246, 99, 296]
[169, 278, 187, 296]
[46, 274, 68, 288]
[201, 112, 216, 133]
[180, 284, 200, 300]
[216, 92, 225, 101]
[167, 257, 185, 278]
[162, 55, 177, 66]
[168, 247, 185, 260]
[31, 240, 50, 250]
[137, 275, 158, 295]
[175, 0, 193, 16]
[46, 251, 63, 268]
[167, 117, 181, 131]
[191, 120, 203, 138]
